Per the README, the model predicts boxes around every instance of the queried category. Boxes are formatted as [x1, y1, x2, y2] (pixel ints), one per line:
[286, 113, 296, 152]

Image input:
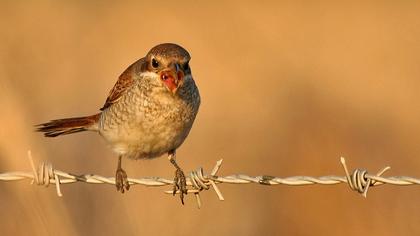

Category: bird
[36, 43, 201, 204]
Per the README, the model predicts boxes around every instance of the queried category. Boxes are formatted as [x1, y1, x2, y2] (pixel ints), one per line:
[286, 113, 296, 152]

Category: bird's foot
[115, 168, 130, 193]
[173, 168, 188, 204]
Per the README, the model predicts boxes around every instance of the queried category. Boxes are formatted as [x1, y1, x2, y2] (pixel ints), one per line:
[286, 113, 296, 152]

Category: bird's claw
[173, 168, 188, 204]
[115, 168, 130, 193]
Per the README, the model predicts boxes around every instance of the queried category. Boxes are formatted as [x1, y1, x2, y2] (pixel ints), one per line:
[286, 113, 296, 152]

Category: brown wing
[100, 58, 144, 111]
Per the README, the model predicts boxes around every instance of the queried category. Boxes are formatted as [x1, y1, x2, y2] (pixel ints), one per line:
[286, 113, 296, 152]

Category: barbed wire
[0, 151, 419, 208]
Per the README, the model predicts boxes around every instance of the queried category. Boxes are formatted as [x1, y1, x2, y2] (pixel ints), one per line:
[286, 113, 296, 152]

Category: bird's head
[143, 43, 191, 94]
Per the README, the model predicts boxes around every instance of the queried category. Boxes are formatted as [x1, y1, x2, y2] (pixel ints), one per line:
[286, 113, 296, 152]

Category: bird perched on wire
[36, 43, 201, 204]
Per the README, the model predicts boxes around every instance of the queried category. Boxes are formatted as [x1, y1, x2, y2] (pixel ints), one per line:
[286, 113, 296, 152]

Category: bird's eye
[151, 58, 159, 68]
[183, 62, 189, 70]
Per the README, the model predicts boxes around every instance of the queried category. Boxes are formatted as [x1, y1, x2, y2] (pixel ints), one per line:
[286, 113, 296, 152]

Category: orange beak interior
[160, 69, 184, 93]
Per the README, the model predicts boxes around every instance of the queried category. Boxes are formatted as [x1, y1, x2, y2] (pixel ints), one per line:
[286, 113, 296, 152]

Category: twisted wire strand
[0, 151, 419, 208]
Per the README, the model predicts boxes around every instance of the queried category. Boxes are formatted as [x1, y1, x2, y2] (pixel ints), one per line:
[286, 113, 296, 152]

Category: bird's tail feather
[36, 113, 100, 137]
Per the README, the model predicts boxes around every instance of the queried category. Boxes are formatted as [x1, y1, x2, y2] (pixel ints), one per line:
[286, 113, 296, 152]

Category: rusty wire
[0, 151, 419, 208]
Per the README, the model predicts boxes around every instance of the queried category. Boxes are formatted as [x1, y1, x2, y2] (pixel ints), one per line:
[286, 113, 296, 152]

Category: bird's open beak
[160, 63, 184, 94]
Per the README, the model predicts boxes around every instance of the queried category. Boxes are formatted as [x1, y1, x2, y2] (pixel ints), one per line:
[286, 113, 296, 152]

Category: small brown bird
[36, 43, 200, 204]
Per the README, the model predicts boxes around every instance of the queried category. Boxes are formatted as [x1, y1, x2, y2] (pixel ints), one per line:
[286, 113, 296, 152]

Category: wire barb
[340, 157, 391, 197]
[0, 151, 419, 208]
[28, 150, 63, 197]
[165, 159, 224, 208]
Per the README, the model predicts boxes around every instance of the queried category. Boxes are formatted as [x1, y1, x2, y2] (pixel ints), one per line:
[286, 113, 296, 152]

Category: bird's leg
[115, 155, 130, 193]
[168, 150, 187, 204]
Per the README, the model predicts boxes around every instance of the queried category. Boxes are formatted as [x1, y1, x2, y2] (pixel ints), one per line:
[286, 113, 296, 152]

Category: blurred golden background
[1, 1, 420, 235]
